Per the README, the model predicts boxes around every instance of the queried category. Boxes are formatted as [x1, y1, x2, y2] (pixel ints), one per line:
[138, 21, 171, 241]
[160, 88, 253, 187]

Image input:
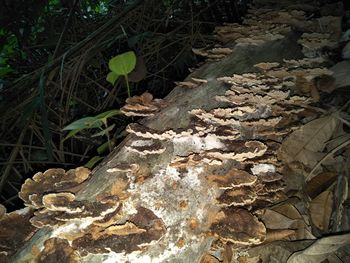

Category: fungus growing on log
[126, 123, 194, 140]
[170, 154, 223, 168]
[218, 187, 258, 206]
[19, 167, 91, 208]
[35, 238, 80, 263]
[207, 168, 257, 189]
[125, 139, 166, 155]
[71, 207, 166, 255]
[30, 192, 121, 228]
[121, 91, 165, 117]
[106, 163, 139, 173]
[0, 208, 36, 258]
[210, 208, 266, 246]
[192, 47, 233, 60]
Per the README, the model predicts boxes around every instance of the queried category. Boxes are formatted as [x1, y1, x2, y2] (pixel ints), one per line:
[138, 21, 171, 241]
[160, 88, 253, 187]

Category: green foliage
[62, 109, 121, 168]
[63, 117, 104, 132]
[0, 31, 19, 78]
[84, 156, 104, 169]
[106, 51, 137, 97]
[106, 72, 120, 85]
[63, 109, 120, 140]
[108, 51, 136, 76]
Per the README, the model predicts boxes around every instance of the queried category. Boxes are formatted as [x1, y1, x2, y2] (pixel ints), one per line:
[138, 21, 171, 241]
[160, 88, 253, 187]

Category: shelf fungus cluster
[4, 1, 343, 262]
[214, 7, 341, 50]
[7, 167, 166, 262]
[0, 206, 36, 261]
[121, 91, 166, 117]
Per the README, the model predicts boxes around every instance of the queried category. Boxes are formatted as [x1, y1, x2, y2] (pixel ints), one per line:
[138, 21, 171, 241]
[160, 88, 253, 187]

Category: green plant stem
[125, 75, 131, 97]
[103, 122, 112, 152]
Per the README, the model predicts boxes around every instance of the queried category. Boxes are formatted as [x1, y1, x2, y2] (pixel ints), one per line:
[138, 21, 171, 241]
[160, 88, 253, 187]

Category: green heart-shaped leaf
[106, 72, 120, 85]
[108, 51, 136, 76]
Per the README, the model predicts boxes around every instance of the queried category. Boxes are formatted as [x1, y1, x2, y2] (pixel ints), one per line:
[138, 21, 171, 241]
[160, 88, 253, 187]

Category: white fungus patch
[121, 198, 138, 217]
[102, 251, 152, 263]
[49, 205, 120, 239]
[182, 167, 203, 189]
[202, 134, 226, 149]
[14, 207, 31, 215]
[50, 220, 90, 241]
[250, 164, 276, 175]
[129, 139, 155, 147]
[173, 134, 225, 156]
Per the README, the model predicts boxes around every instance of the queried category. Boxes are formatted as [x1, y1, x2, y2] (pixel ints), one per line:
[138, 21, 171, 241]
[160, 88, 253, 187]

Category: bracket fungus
[0, 208, 36, 258]
[210, 208, 266, 246]
[192, 47, 233, 60]
[35, 238, 80, 263]
[125, 139, 166, 155]
[121, 91, 166, 117]
[19, 167, 91, 209]
[126, 123, 194, 140]
[71, 207, 166, 255]
[207, 168, 257, 189]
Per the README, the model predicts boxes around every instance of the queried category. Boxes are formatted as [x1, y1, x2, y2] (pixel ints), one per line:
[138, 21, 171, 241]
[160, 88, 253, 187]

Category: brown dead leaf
[259, 209, 297, 229]
[272, 203, 303, 220]
[271, 203, 316, 240]
[309, 190, 333, 231]
[258, 206, 314, 240]
[265, 229, 296, 243]
[331, 61, 350, 88]
[305, 172, 337, 199]
[128, 56, 147, 82]
[287, 233, 350, 263]
[278, 116, 340, 178]
[331, 175, 348, 232]
[199, 253, 220, 263]
[238, 255, 261, 263]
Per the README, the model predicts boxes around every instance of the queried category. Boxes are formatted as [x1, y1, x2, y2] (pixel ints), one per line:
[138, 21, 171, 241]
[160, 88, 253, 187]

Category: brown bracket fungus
[210, 208, 266, 246]
[207, 168, 257, 189]
[217, 187, 258, 207]
[35, 238, 80, 263]
[125, 139, 166, 155]
[19, 167, 91, 209]
[192, 47, 233, 60]
[71, 207, 166, 256]
[126, 123, 194, 140]
[121, 91, 166, 117]
[0, 208, 36, 259]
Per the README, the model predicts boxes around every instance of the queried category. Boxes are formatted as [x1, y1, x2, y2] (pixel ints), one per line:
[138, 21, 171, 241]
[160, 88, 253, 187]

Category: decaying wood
[2, 1, 350, 262]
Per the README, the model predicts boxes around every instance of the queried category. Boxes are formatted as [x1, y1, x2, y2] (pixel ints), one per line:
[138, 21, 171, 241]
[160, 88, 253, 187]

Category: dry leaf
[199, 253, 220, 263]
[238, 255, 261, 263]
[128, 56, 147, 82]
[309, 190, 333, 231]
[270, 203, 315, 240]
[272, 203, 303, 220]
[305, 172, 337, 199]
[287, 233, 350, 263]
[259, 209, 297, 229]
[331, 61, 350, 88]
[265, 229, 296, 243]
[278, 116, 340, 176]
[331, 175, 348, 232]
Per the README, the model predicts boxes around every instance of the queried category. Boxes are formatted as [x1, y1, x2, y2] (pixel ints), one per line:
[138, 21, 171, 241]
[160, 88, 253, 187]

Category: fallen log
[2, 1, 348, 262]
